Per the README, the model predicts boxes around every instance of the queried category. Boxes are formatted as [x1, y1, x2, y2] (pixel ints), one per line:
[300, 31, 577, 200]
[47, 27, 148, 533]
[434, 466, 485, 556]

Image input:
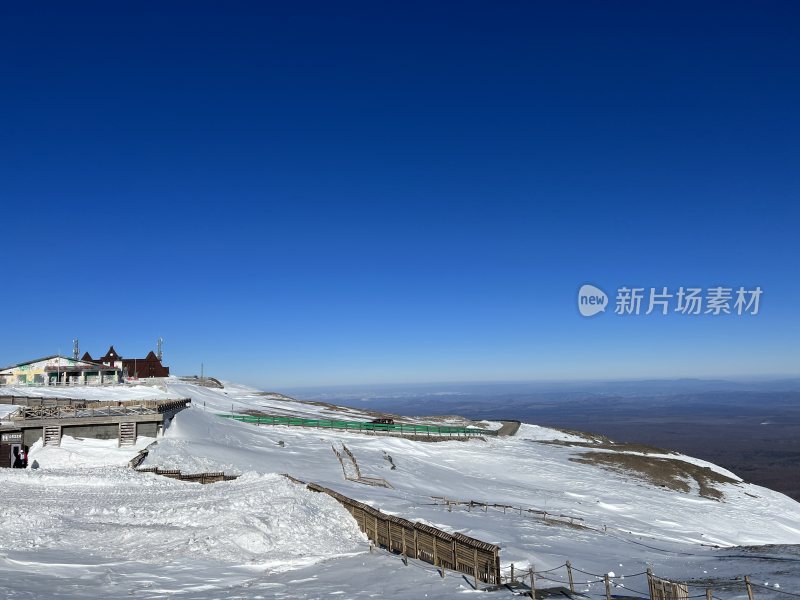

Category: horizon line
[272, 373, 800, 391]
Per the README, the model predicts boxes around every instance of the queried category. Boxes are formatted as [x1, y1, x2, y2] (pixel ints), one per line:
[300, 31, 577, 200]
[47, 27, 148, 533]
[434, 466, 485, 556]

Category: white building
[0, 355, 122, 386]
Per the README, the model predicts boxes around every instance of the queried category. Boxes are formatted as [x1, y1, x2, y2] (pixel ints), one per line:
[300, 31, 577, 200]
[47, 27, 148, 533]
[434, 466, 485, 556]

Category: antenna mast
[156, 337, 163, 362]
[73, 339, 79, 360]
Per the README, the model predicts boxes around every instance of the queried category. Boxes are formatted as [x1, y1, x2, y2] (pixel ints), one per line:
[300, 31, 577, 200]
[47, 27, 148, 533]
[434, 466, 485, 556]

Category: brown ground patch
[255, 391, 299, 402]
[570, 451, 738, 500]
[550, 426, 611, 443]
[540, 438, 679, 455]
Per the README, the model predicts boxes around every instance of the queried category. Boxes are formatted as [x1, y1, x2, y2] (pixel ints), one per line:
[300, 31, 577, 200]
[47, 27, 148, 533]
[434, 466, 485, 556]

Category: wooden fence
[302, 481, 501, 585]
[497, 560, 781, 600]
[430, 495, 594, 530]
[0, 395, 87, 407]
[649, 571, 689, 600]
[331, 444, 393, 488]
[135, 466, 239, 484]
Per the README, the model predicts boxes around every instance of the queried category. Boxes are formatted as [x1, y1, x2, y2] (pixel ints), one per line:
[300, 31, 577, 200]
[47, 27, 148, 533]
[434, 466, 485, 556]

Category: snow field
[149, 407, 800, 587]
[2, 380, 799, 598]
[0, 466, 367, 571]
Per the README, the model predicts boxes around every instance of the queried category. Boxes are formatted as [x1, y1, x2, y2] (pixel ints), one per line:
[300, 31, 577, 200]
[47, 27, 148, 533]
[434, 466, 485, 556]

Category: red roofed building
[82, 345, 170, 379]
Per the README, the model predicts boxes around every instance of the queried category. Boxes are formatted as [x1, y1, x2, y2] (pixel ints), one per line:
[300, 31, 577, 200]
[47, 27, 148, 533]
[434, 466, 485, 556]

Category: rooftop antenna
[156, 337, 163, 362]
[72, 338, 79, 360]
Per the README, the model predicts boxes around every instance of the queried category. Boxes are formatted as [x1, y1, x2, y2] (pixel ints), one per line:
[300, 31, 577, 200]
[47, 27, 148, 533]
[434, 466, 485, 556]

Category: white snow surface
[0, 468, 364, 570]
[0, 378, 480, 425]
[1, 380, 799, 599]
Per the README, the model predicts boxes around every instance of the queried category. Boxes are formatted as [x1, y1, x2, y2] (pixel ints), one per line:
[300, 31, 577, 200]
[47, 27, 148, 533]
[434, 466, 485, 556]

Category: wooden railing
[10, 398, 191, 421]
[301, 481, 501, 585]
[135, 466, 239, 484]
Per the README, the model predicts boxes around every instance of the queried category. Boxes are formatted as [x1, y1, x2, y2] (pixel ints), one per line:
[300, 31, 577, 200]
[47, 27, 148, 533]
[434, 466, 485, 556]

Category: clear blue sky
[1, 2, 797, 387]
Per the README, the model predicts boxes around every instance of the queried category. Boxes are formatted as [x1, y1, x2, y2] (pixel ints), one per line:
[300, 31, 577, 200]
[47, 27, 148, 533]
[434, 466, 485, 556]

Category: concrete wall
[138, 422, 158, 438]
[63, 424, 119, 440]
[24, 429, 42, 446]
[22, 420, 161, 446]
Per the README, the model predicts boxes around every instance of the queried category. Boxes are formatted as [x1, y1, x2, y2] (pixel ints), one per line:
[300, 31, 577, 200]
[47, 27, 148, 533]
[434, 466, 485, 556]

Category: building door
[10, 443, 21, 467]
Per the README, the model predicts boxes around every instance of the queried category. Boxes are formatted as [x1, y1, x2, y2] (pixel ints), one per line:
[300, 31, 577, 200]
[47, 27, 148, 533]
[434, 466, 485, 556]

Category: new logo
[578, 284, 608, 317]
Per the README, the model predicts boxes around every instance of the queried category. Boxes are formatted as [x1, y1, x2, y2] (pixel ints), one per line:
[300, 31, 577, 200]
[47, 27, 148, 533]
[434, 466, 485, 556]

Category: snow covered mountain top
[1, 379, 798, 598]
[1, 377, 480, 426]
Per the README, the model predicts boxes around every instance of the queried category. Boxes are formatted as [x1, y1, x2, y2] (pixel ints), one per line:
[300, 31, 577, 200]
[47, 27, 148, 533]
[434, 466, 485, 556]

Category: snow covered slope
[1, 378, 478, 426]
[1, 380, 798, 599]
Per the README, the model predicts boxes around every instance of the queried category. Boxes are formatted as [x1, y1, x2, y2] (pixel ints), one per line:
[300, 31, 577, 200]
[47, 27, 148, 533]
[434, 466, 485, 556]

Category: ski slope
[1, 380, 798, 599]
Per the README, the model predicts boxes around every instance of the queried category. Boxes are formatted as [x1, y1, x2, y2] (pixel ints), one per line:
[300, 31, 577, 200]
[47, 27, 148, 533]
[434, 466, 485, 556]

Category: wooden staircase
[118, 422, 137, 447]
[43, 425, 61, 447]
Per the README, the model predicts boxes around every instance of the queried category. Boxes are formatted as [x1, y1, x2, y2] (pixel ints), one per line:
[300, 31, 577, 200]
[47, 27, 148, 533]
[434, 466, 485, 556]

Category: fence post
[744, 576, 755, 600]
[706, 588, 713, 600]
[530, 567, 536, 599]
[433, 533, 441, 577]
[604, 574, 612, 600]
[474, 547, 479, 589]
[511, 563, 515, 583]
[647, 567, 654, 599]
[566, 561, 575, 593]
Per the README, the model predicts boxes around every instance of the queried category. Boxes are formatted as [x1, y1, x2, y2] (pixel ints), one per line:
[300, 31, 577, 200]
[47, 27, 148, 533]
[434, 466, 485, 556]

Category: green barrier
[217, 414, 497, 436]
